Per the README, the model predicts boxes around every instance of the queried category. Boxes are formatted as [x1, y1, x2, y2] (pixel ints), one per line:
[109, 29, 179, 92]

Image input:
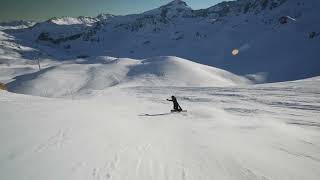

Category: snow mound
[7, 56, 250, 97]
[126, 56, 250, 87]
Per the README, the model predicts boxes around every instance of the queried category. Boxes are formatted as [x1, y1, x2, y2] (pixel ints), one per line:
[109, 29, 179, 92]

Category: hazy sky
[0, 0, 225, 22]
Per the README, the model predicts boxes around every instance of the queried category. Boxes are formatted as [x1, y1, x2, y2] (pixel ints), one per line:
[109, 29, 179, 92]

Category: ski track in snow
[34, 129, 69, 153]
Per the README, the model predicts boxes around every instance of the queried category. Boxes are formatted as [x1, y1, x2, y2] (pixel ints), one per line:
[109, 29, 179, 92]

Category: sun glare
[232, 49, 239, 56]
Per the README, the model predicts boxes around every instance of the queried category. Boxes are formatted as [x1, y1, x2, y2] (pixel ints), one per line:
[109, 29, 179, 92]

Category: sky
[0, 0, 225, 22]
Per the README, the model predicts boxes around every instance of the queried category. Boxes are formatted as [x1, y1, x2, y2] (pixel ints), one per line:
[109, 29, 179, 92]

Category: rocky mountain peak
[163, 0, 189, 8]
[143, 0, 191, 19]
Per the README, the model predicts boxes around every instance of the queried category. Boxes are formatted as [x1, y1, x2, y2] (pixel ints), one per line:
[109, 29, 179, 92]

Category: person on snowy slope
[167, 96, 182, 112]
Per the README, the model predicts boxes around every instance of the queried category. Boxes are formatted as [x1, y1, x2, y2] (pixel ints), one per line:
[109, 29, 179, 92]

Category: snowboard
[171, 110, 187, 113]
[141, 110, 187, 116]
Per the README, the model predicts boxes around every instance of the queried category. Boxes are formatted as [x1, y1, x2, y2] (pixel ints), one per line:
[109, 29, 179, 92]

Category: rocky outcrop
[0, 82, 7, 91]
[37, 32, 82, 44]
[309, 32, 319, 39]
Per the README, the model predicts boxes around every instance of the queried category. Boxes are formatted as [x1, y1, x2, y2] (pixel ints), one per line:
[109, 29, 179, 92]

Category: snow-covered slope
[4, 0, 320, 82]
[1, 75, 320, 180]
[7, 56, 250, 97]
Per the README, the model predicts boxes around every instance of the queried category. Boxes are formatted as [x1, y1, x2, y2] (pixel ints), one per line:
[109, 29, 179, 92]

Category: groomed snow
[1, 75, 320, 180]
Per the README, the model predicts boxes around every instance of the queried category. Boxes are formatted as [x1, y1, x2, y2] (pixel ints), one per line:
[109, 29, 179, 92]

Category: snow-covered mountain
[1, 0, 320, 83]
[47, 17, 96, 26]
[46, 14, 115, 26]
[0, 20, 35, 30]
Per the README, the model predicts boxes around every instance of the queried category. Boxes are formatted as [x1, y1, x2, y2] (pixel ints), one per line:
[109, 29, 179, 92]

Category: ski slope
[1, 76, 320, 180]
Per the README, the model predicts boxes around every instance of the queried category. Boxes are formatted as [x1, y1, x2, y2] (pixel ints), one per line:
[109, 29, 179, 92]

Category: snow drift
[7, 56, 250, 97]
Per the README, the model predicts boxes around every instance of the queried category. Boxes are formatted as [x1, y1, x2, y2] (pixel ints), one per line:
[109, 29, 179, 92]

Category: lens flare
[232, 49, 239, 56]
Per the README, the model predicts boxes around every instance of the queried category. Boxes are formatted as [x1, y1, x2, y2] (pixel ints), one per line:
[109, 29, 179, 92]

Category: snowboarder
[167, 95, 182, 112]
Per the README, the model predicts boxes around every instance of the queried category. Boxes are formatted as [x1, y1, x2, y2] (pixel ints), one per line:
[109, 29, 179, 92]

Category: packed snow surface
[1, 76, 320, 180]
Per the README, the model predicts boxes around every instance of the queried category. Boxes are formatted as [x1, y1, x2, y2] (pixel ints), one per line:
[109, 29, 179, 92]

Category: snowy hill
[3, 0, 320, 82]
[7, 56, 250, 97]
[1, 74, 320, 180]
